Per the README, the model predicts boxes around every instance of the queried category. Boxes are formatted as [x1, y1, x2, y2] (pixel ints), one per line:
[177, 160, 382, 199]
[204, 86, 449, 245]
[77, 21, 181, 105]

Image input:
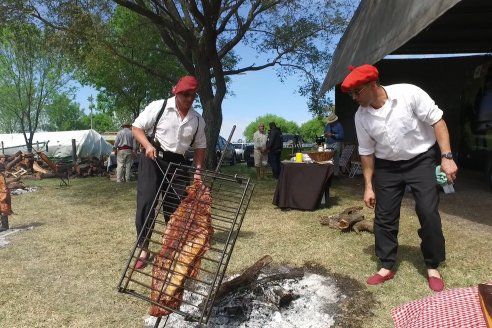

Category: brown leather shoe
[428, 276, 445, 292]
[367, 271, 395, 285]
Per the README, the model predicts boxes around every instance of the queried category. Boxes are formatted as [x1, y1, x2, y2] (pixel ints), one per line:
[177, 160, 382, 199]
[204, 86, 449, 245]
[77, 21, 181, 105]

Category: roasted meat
[149, 180, 213, 317]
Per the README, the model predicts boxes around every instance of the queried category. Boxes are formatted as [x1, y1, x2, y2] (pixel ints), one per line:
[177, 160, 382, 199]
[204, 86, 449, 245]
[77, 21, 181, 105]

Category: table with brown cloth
[273, 161, 334, 211]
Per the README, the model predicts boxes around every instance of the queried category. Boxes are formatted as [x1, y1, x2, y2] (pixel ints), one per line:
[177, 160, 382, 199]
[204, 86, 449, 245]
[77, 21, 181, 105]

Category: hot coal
[143, 271, 342, 328]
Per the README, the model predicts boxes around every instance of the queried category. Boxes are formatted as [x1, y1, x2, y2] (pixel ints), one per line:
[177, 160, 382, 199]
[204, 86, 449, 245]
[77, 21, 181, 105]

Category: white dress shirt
[354, 84, 443, 161]
[133, 97, 206, 155]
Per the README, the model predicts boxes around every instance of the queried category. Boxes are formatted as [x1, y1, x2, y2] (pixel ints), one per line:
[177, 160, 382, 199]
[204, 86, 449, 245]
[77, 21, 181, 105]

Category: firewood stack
[319, 206, 374, 233]
[0, 151, 109, 190]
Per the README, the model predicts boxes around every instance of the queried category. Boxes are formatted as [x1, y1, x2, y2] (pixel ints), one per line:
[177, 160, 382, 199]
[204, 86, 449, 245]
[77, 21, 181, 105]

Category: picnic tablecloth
[392, 284, 491, 328]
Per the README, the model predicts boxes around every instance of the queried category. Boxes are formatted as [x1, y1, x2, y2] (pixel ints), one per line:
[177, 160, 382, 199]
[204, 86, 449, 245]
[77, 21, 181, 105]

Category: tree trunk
[352, 220, 374, 233]
[337, 213, 365, 231]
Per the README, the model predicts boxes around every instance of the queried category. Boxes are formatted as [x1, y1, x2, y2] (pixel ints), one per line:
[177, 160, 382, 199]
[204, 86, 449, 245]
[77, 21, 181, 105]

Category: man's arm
[433, 119, 458, 184]
[360, 154, 376, 208]
[193, 148, 206, 180]
[132, 127, 157, 160]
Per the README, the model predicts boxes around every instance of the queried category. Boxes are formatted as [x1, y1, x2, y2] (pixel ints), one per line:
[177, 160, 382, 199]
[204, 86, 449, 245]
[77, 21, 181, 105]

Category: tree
[243, 114, 299, 141]
[41, 93, 85, 131]
[299, 117, 326, 142]
[75, 6, 186, 122]
[0, 23, 73, 151]
[5, 1, 353, 168]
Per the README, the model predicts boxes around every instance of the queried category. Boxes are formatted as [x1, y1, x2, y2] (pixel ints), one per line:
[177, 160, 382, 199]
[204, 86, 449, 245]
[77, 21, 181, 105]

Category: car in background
[185, 135, 237, 167]
[231, 142, 251, 161]
[244, 144, 255, 167]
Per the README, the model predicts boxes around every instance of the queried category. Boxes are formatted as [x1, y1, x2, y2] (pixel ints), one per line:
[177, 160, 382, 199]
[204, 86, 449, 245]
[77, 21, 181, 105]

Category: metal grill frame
[117, 162, 254, 327]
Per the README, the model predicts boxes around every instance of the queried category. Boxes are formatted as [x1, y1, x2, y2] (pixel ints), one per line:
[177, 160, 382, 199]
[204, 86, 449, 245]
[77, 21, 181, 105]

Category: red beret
[172, 76, 199, 95]
[341, 64, 379, 92]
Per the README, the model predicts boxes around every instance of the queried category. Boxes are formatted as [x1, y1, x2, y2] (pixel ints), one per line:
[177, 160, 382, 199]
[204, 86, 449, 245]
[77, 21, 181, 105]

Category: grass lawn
[1, 163, 491, 327]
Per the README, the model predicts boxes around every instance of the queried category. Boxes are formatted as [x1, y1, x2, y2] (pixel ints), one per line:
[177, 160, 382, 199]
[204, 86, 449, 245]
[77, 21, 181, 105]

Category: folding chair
[339, 144, 355, 175]
[349, 160, 362, 178]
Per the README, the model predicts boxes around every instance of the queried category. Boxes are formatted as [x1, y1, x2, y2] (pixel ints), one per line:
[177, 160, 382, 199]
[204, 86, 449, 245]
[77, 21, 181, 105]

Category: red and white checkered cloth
[392, 286, 488, 328]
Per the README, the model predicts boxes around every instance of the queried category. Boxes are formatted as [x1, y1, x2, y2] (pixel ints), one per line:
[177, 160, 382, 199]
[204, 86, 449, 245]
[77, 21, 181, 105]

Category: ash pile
[144, 262, 344, 328]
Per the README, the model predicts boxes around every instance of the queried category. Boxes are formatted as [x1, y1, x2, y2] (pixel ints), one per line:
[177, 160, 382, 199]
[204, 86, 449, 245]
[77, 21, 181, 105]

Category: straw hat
[326, 113, 338, 124]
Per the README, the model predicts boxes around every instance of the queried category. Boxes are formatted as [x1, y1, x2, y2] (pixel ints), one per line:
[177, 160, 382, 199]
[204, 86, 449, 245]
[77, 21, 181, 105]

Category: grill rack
[117, 162, 254, 327]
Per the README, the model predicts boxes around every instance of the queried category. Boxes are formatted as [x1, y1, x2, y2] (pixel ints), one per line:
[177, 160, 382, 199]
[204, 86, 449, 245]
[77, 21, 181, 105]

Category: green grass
[1, 165, 491, 327]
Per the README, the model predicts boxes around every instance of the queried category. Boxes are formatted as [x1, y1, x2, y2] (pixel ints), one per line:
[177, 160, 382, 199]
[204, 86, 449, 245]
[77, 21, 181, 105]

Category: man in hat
[114, 122, 137, 182]
[341, 64, 458, 292]
[131, 75, 206, 269]
[324, 112, 344, 176]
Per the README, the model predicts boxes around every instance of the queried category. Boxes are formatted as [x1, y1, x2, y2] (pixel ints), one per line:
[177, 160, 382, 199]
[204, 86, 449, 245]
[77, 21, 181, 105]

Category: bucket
[295, 153, 303, 163]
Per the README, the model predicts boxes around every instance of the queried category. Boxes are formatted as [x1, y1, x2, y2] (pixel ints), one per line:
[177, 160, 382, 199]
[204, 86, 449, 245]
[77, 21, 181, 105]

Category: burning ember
[143, 267, 344, 328]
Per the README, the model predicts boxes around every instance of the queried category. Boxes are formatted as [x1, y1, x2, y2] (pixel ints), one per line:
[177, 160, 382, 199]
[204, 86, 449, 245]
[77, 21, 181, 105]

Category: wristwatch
[441, 152, 453, 160]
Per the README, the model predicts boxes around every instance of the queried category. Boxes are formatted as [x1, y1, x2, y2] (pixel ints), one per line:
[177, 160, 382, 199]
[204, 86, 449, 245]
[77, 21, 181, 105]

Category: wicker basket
[307, 151, 334, 162]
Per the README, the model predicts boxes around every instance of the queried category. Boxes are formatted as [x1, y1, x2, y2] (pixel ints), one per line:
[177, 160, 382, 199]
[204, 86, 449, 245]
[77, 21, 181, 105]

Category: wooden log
[7, 181, 24, 190]
[319, 215, 342, 228]
[6, 176, 21, 185]
[337, 213, 365, 231]
[32, 161, 49, 174]
[5, 155, 22, 171]
[214, 255, 273, 301]
[264, 286, 294, 308]
[352, 220, 374, 233]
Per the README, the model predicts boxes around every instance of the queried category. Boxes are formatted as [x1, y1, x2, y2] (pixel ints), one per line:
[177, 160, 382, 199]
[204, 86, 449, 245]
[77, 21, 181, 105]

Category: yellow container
[295, 152, 303, 163]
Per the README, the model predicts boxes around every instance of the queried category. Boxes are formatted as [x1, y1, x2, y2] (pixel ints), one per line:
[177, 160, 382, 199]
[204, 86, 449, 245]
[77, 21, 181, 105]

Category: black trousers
[135, 152, 189, 247]
[374, 146, 445, 270]
[268, 151, 282, 179]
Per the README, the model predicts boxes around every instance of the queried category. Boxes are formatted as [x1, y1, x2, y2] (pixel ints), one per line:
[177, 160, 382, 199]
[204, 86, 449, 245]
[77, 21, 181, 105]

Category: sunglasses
[347, 85, 368, 97]
[180, 92, 197, 99]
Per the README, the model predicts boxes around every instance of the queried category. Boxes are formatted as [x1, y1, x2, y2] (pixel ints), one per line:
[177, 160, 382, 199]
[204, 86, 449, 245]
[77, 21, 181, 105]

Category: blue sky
[75, 67, 333, 142]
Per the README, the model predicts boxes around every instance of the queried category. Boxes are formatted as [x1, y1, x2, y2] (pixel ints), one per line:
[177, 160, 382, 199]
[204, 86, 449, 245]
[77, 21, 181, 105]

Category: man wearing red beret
[341, 64, 458, 292]
[131, 75, 207, 269]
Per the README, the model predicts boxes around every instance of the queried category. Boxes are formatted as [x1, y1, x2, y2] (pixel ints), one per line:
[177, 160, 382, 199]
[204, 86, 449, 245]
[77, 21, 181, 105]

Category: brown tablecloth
[273, 161, 333, 211]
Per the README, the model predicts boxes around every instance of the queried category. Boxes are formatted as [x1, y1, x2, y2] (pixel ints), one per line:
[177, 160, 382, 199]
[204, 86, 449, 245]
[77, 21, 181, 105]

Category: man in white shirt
[341, 64, 458, 292]
[131, 75, 207, 269]
[253, 123, 268, 179]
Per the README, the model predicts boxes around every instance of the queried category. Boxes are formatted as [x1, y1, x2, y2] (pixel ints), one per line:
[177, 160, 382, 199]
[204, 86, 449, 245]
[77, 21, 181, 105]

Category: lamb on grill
[149, 180, 214, 317]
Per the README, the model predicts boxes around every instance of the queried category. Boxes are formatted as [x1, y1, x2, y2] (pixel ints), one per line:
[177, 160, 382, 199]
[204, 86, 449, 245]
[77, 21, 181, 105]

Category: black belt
[157, 149, 187, 163]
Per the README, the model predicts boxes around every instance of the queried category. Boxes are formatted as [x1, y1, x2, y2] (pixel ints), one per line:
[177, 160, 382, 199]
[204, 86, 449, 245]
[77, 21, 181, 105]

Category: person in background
[266, 122, 283, 179]
[324, 112, 344, 176]
[114, 123, 137, 182]
[253, 123, 268, 179]
[341, 64, 458, 292]
[131, 76, 206, 269]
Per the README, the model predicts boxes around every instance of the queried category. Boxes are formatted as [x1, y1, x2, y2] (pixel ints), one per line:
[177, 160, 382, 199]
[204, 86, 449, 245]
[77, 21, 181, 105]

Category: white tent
[0, 129, 113, 159]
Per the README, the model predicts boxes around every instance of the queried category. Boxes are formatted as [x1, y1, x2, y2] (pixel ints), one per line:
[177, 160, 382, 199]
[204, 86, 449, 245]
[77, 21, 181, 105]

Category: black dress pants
[374, 147, 445, 270]
[135, 152, 189, 247]
[268, 150, 282, 179]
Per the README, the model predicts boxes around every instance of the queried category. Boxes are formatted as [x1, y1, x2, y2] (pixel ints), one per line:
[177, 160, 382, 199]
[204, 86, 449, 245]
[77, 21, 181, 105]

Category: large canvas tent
[0, 129, 113, 159]
[320, 0, 492, 94]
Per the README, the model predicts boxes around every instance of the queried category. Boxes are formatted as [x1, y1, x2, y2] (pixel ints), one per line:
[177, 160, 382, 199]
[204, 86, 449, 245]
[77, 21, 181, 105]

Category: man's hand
[364, 188, 376, 209]
[441, 158, 458, 184]
[144, 145, 157, 160]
